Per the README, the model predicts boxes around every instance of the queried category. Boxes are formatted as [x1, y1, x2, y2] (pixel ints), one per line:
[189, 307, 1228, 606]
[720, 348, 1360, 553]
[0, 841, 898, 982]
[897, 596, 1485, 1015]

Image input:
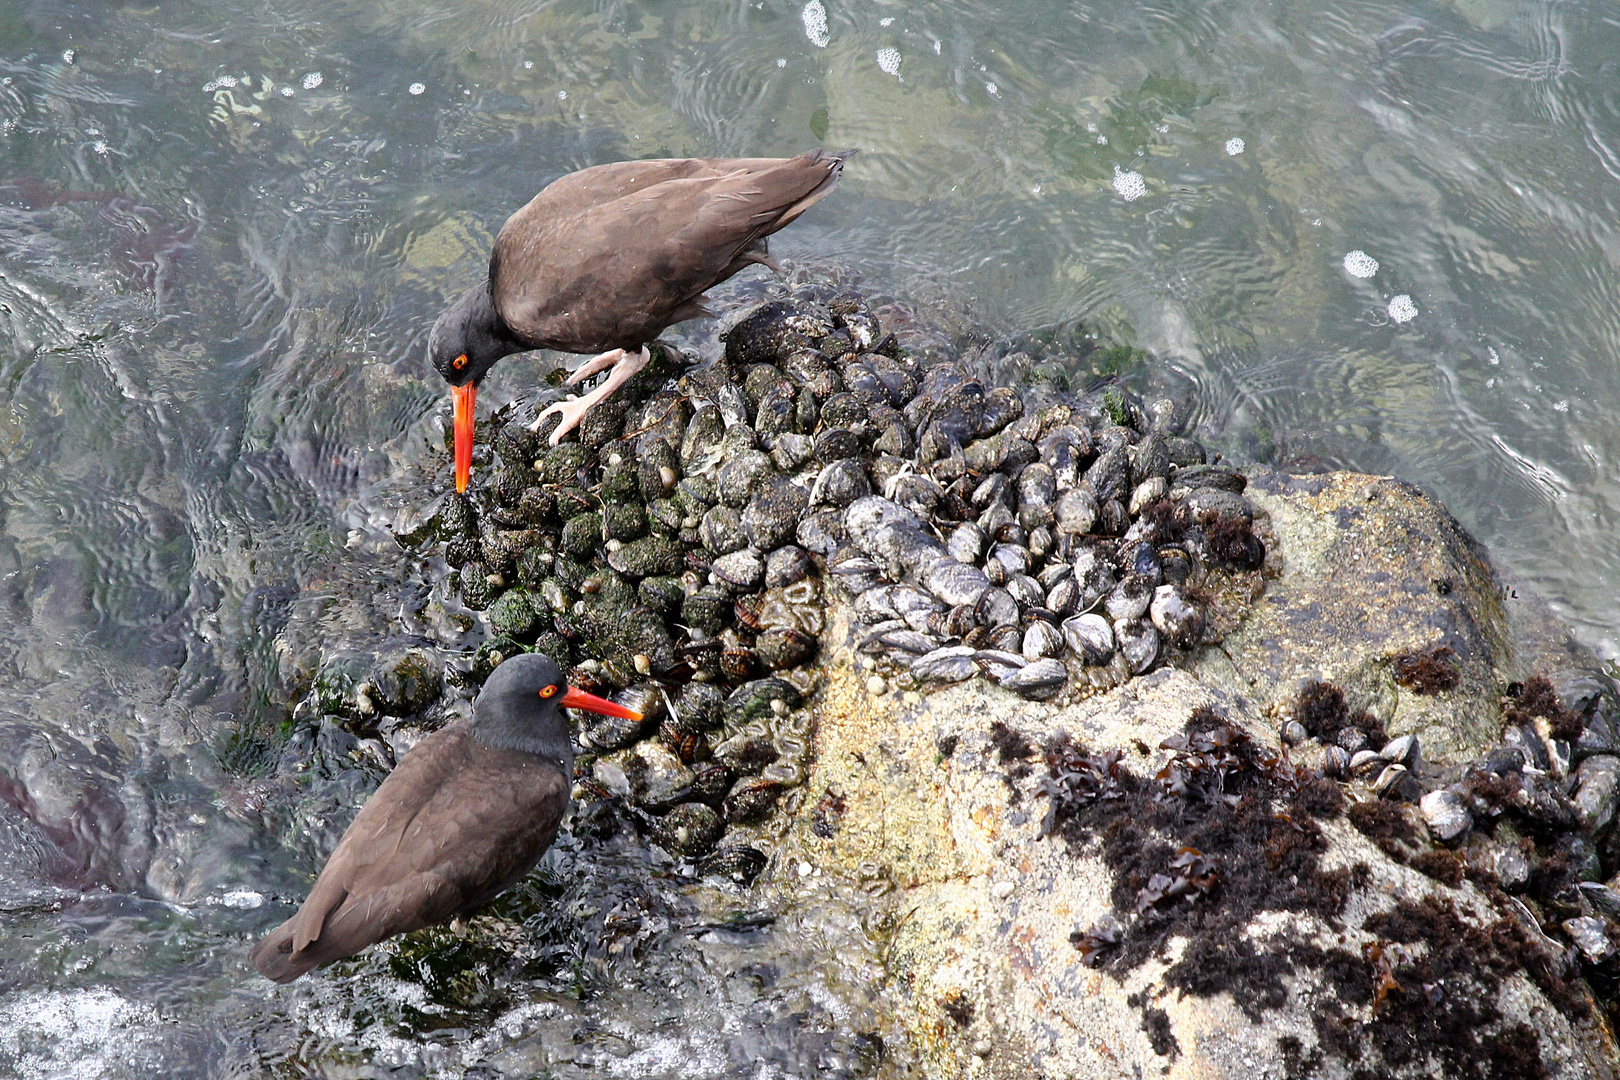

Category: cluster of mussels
[438, 291, 1264, 877]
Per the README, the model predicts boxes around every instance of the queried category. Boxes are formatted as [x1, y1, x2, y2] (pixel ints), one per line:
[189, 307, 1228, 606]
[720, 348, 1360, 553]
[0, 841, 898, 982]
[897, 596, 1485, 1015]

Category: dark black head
[431, 284, 528, 492]
[470, 653, 639, 766]
[429, 284, 521, 389]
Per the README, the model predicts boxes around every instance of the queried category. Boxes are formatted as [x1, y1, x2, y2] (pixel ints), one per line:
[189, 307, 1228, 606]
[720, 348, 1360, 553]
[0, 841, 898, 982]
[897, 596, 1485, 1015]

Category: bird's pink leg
[565, 348, 627, 386]
[530, 346, 651, 445]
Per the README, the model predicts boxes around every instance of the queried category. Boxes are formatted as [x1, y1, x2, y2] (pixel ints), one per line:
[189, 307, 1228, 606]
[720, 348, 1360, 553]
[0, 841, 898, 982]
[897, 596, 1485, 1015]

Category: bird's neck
[471, 711, 574, 772]
[457, 285, 524, 364]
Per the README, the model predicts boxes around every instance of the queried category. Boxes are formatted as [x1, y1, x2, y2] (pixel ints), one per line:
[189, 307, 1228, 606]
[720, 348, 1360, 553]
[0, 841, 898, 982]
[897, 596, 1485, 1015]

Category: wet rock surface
[776, 466, 1620, 1077]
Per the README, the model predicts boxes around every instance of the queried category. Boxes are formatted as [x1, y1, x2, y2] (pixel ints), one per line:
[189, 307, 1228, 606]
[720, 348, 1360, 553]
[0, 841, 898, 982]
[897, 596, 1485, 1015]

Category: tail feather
[768, 148, 857, 232]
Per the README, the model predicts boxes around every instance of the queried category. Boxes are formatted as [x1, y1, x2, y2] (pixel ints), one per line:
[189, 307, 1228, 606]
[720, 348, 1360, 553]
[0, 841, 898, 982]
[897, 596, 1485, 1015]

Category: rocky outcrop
[781, 469, 1620, 1079]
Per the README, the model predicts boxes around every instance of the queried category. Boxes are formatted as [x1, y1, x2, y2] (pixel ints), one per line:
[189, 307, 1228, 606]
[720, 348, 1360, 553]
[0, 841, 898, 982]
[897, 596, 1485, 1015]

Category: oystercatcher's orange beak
[452, 376, 475, 494]
[559, 686, 642, 720]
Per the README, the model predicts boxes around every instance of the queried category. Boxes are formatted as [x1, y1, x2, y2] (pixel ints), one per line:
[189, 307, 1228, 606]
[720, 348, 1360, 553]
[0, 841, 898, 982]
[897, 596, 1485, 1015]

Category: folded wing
[492, 150, 851, 354]
[249, 725, 568, 982]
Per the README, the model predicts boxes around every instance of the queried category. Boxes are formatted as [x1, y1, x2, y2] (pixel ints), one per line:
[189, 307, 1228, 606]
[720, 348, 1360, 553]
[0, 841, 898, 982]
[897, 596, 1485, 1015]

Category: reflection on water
[0, 0, 1617, 1074]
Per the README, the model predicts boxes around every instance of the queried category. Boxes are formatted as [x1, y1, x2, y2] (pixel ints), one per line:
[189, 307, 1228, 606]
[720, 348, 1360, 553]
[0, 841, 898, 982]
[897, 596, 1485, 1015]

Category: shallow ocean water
[0, 0, 1617, 1075]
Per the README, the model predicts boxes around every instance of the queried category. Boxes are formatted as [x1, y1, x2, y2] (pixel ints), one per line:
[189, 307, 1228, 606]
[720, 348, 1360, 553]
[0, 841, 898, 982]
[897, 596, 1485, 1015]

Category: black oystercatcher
[249, 653, 637, 983]
[429, 149, 854, 491]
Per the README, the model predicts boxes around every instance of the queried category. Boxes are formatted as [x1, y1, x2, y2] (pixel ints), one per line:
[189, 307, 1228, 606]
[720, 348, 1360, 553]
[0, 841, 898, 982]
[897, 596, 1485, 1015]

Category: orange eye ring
[453, 354, 469, 371]
[539, 685, 558, 698]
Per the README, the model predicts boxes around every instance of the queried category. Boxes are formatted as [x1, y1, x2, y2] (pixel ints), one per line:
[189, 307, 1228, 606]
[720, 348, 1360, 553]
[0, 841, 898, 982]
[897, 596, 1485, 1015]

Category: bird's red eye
[539, 685, 558, 698]
[453, 354, 468, 370]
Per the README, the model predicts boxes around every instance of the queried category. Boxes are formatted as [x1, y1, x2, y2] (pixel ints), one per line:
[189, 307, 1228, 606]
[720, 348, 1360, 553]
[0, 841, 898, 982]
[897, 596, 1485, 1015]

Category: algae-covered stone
[600, 455, 640, 502]
[539, 442, 591, 486]
[654, 803, 724, 857]
[716, 450, 773, 508]
[471, 635, 527, 681]
[458, 561, 498, 609]
[790, 648, 1616, 1080]
[560, 512, 601, 558]
[602, 502, 647, 542]
[741, 479, 810, 553]
[487, 588, 541, 640]
[639, 575, 685, 617]
[682, 586, 733, 635]
[725, 678, 801, 725]
[606, 534, 684, 578]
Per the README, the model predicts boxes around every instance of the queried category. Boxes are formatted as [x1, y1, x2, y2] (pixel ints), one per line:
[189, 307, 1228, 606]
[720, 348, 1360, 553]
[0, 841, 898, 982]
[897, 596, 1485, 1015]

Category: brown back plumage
[249, 722, 569, 983]
[489, 150, 852, 354]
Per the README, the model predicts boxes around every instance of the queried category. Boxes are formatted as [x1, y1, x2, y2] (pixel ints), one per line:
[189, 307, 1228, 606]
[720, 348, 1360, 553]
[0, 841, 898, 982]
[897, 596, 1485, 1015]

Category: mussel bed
[440, 292, 1267, 871]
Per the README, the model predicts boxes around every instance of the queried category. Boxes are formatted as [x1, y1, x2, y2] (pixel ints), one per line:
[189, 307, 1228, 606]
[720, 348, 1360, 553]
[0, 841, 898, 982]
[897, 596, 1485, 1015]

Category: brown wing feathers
[248, 725, 569, 983]
[490, 151, 849, 353]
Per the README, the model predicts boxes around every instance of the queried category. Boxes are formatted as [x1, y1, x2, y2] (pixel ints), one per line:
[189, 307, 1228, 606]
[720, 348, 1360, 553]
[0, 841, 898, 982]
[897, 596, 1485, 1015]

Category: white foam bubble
[201, 75, 238, 92]
[1342, 250, 1379, 278]
[879, 16, 894, 26]
[802, 0, 829, 48]
[876, 48, 901, 77]
[1225, 136, 1245, 155]
[985, 81, 998, 95]
[279, 85, 294, 97]
[1112, 165, 1146, 202]
[775, 58, 786, 68]
[301, 71, 323, 90]
[407, 82, 425, 95]
[0, 989, 163, 1079]
[1387, 294, 1417, 323]
[219, 889, 263, 909]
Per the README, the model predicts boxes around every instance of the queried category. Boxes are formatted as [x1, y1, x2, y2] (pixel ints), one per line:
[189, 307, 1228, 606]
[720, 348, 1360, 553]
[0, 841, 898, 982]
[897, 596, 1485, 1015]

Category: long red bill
[558, 686, 642, 721]
[452, 380, 476, 493]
